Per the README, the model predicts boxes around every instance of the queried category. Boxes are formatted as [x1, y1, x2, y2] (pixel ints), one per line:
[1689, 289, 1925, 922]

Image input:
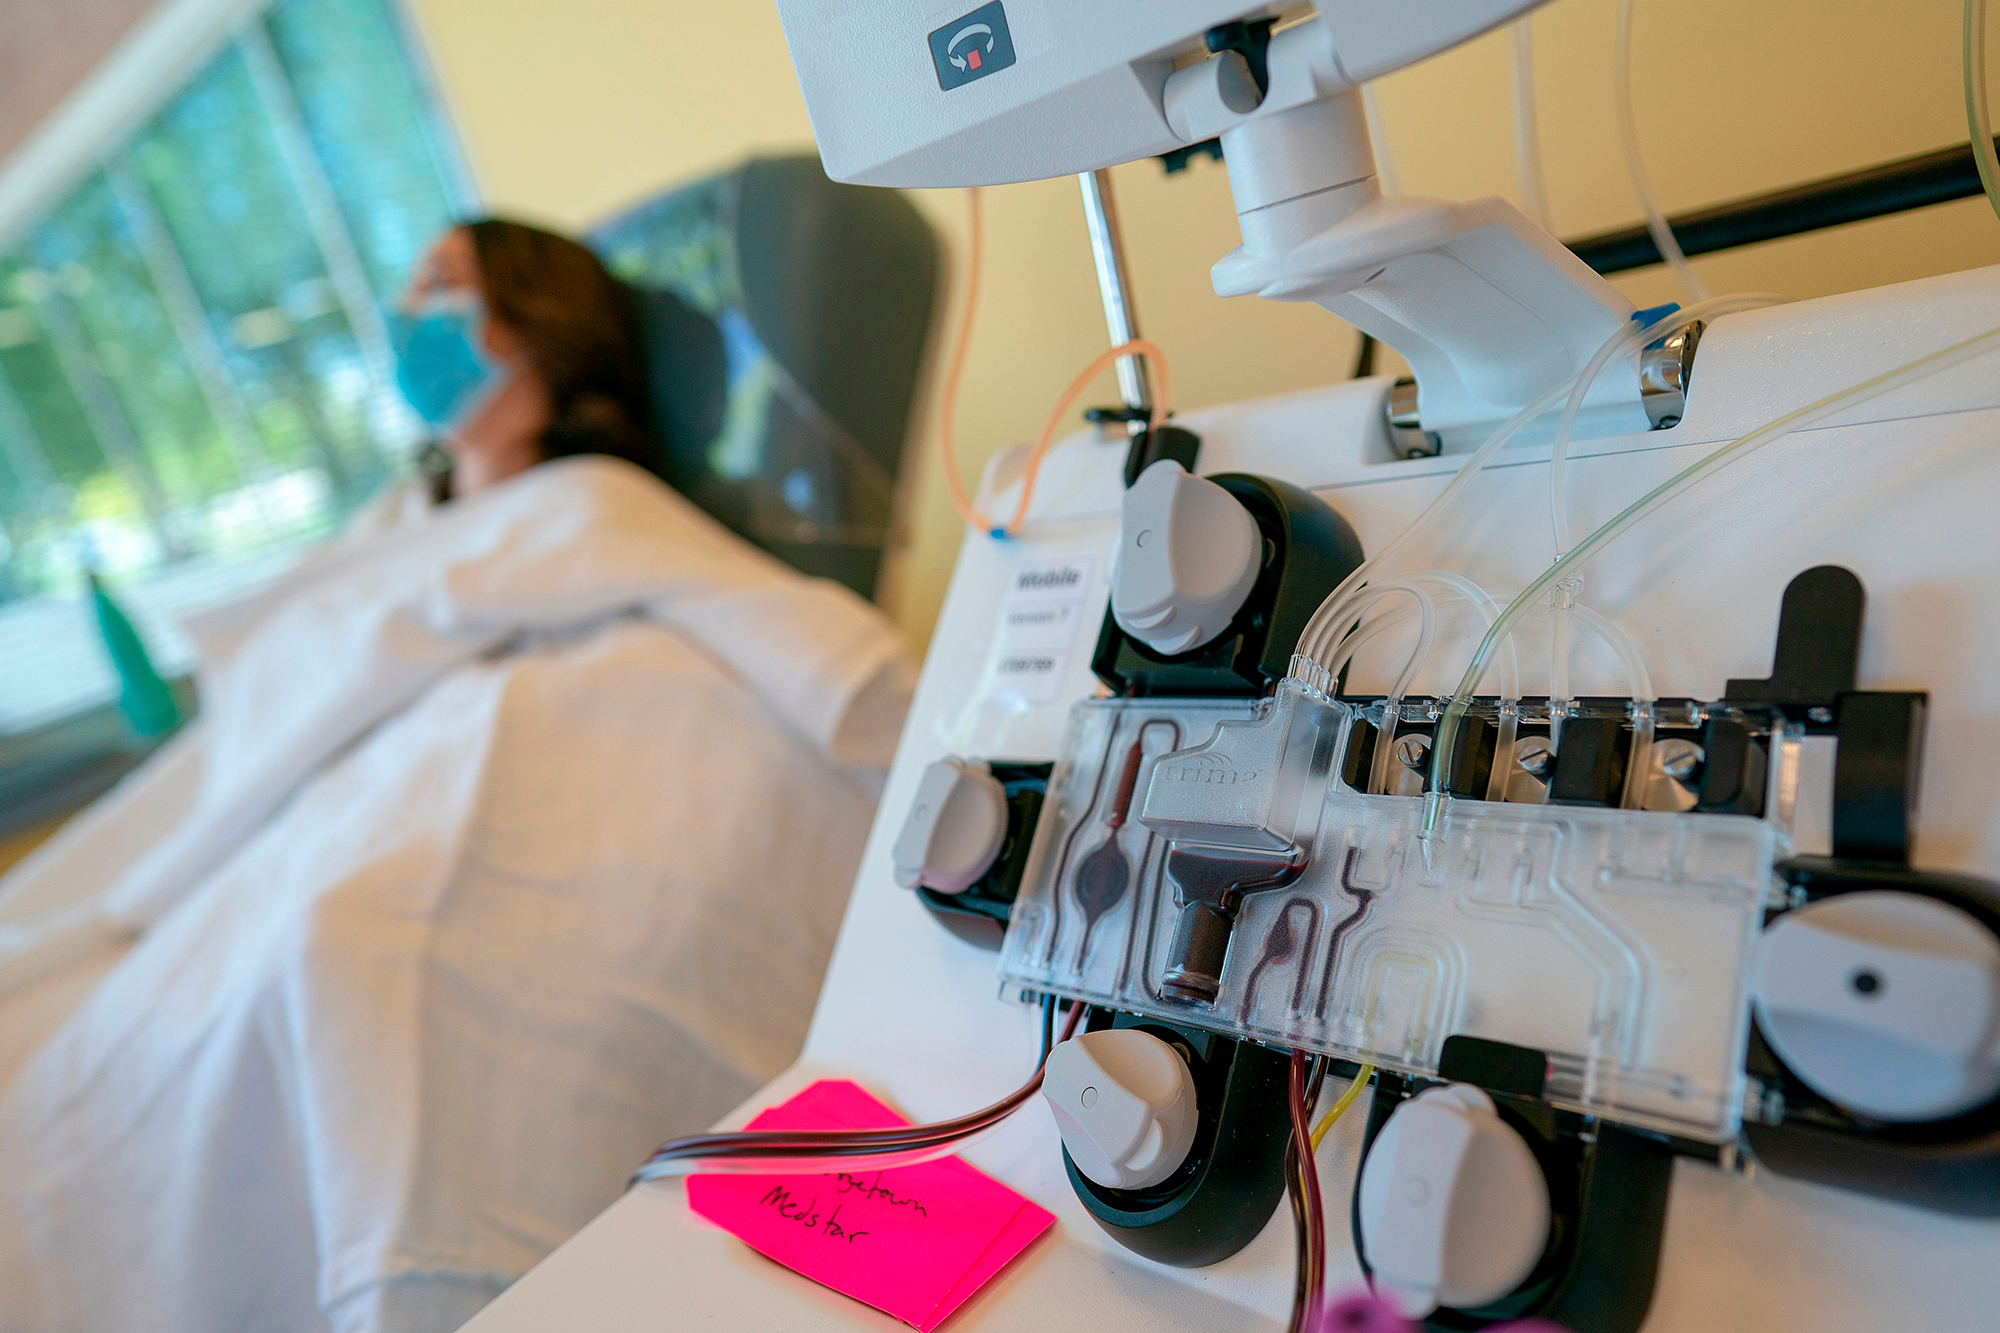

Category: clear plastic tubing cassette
[999, 681, 1783, 1142]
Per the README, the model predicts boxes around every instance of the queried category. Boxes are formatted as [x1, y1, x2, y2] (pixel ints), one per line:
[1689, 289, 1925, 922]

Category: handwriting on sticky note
[684, 1080, 1055, 1331]
[831, 1171, 927, 1216]
[758, 1184, 871, 1243]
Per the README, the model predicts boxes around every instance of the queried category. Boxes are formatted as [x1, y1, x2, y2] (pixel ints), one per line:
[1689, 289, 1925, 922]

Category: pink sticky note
[686, 1080, 1056, 1329]
[921, 1199, 1051, 1330]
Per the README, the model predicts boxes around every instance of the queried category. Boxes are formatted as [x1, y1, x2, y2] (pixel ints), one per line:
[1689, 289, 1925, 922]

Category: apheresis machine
[477, 3, 2000, 1331]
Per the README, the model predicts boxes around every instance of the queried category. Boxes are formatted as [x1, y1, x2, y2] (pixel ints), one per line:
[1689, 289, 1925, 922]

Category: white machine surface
[468, 267, 2000, 1332]
[777, 0, 1654, 448]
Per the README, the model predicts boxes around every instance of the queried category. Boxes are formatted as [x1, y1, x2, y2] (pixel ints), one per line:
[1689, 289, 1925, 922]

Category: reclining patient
[0, 220, 914, 1332]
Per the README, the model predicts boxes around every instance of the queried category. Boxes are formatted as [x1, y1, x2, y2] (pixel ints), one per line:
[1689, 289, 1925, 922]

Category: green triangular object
[89, 572, 181, 738]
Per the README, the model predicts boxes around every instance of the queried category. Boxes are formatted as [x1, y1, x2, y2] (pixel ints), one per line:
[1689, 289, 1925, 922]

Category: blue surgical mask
[390, 291, 508, 431]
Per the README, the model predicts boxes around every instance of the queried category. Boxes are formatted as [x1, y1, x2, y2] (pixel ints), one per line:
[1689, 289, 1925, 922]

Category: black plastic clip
[1203, 18, 1276, 97]
[1724, 564, 1862, 730]
[1720, 565, 1928, 848]
[912, 761, 1051, 949]
[1831, 691, 1925, 864]
[1120, 423, 1201, 489]
[1156, 139, 1224, 174]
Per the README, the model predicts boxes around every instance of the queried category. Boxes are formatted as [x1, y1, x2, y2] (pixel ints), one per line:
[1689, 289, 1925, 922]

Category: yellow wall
[406, 0, 1999, 650]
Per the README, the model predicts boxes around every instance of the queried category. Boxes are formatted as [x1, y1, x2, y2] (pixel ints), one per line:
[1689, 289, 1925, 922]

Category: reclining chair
[591, 155, 939, 600]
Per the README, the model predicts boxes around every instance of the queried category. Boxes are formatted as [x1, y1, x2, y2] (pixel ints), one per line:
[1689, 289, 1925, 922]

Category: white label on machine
[987, 553, 1096, 705]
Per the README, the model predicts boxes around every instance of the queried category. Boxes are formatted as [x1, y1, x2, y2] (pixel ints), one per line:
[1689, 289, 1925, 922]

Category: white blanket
[0, 457, 912, 1331]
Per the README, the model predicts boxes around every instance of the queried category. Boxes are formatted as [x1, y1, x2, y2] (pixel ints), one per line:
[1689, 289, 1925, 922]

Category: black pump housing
[913, 761, 1050, 949]
[1091, 472, 1363, 698]
[1744, 857, 2000, 1216]
[1061, 1009, 1292, 1267]
[1355, 1055, 1673, 1333]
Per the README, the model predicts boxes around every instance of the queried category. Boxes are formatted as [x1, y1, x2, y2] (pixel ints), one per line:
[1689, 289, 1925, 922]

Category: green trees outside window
[0, 0, 473, 733]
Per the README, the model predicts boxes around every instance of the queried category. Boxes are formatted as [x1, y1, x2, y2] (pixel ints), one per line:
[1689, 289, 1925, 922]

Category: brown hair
[463, 217, 660, 478]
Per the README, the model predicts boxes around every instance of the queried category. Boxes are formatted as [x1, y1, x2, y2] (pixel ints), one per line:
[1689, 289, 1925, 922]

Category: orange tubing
[937, 187, 1172, 538]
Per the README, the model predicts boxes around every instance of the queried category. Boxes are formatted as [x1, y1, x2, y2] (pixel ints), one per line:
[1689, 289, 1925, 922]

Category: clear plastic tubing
[1359, 587, 1648, 800]
[1295, 382, 1572, 671]
[1419, 571, 1522, 702]
[1321, 574, 1522, 703]
[1322, 587, 1435, 702]
[1570, 601, 1657, 810]
[1424, 324, 2000, 835]
[1303, 582, 1434, 696]
[1324, 581, 1438, 795]
[1546, 576, 1579, 751]
[1616, 0, 1708, 302]
[1543, 587, 1655, 751]
[1323, 574, 1517, 797]
[1969, 0, 2000, 225]
[1571, 603, 1655, 702]
[1619, 701, 1658, 811]
[1547, 293, 1788, 561]
[1541, 295, 1780, 750]
[1295, 302, 1745, 675]
[1511, 17, 1554, 233]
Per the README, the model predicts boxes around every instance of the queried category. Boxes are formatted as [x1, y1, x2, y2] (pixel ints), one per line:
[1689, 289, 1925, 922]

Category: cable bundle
[630, 1000, 1083, 1184]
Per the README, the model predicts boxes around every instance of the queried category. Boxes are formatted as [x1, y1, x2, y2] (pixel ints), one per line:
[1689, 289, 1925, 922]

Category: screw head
[1656, 738, 1705, 783]
[1514, 736, 1555, 778]
[1393, 734, 1431, 770]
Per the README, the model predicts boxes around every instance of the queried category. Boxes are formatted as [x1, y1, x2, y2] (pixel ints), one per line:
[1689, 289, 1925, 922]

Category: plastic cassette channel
[1001, 696, 1258, 1003]
[999, 682, 1786, 1142]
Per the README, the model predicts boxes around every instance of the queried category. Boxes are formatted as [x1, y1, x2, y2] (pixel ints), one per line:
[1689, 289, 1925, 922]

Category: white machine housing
[468, 268, 2000, 1333]
[460, 6, 2000, 1332]
[775, 0, 1648, 447]
[775, 1, 1525, 187]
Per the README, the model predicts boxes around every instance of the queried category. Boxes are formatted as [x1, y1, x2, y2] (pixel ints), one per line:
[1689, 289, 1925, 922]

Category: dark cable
[1285, 1052, 1332, 1333]
[1039, 993, 1058, 1066]
[1350, 333, 1378, 379]
[1565, 136, 2000, 274]
[1287, 1049, 1328, 1331]
[1285, 1137, 1311, 1333]
[630, 1003, 1085, 1185]
[1305, 1055, 1329, 1317]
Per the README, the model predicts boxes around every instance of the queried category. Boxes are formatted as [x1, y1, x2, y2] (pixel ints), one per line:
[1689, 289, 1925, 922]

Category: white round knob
[1042, 1028, 1200, 1191]
[890, 757, 1008, 895]
[1357, 1084, 1551, 1320]
[1110, 460, 1262, 657]
[1754, 890, 2000, 1122]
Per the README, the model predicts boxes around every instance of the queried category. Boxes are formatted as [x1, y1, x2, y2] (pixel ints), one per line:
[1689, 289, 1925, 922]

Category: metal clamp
[1385, 378, 1442, 458]
[1639, 319, 1705, 429]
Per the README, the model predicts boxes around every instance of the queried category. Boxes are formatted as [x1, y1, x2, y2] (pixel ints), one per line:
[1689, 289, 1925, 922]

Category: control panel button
[1754, 890, 2000, 1122]
[891, 757, 1009, 895]
[1111, 460, 1262, 657]
[1043, 1028, 1200, 1191]
[1357, 1083, 1551, 1319]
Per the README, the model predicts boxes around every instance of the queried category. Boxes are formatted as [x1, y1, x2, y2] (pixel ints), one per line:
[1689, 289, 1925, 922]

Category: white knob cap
[1357, 1084, 1551, 1320]
[1042, 1028, 1200, 1191]
[891, 757, 1008, 895]
[1754, 890, 2000, 1122]
[1110, 459, 1262, 657]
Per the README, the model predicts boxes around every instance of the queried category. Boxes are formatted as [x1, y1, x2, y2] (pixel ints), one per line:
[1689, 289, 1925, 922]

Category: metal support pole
[1076, 169, 1151, 432]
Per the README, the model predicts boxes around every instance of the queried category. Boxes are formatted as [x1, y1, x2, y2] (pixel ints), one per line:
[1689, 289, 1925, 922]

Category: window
[0, 0, 473, 734]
